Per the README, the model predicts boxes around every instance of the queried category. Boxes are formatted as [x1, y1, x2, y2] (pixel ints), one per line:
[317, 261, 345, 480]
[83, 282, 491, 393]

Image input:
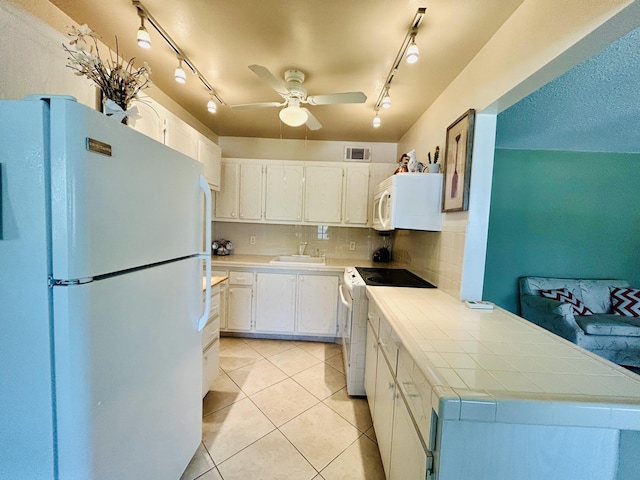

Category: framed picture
[442, 109, 475, 212]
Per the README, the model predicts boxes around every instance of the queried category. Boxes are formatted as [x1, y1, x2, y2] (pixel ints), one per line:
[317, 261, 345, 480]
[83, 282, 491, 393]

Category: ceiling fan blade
[306, 92, 367, 105]
[230, 102, 284, 110]
[302, 108, 322, 131]
[248, 64, 289, 96]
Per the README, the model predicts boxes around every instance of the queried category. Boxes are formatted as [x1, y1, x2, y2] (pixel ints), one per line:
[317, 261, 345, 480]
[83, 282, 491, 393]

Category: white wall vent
[344, 146, 371, 162]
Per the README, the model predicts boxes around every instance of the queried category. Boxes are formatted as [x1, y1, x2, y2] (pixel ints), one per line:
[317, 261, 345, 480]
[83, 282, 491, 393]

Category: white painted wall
[395, 0, 638, 299]
[219, 136, 397, 163]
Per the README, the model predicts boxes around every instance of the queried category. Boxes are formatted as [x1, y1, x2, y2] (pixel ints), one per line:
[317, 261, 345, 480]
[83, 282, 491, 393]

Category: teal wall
[483, 150, 640, 313]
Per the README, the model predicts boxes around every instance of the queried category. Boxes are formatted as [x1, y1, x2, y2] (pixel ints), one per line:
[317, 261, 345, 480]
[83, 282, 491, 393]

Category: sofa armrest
[520, 294, 584, 343]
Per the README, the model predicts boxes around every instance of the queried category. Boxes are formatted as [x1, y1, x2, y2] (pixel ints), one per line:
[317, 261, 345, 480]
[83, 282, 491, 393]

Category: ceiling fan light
[279, 104, 308, 127]
[207, 98, 217, 113]
[373, 114, 381, 128]
[406, 40, 419, 64]
[381, 93, 391, 109]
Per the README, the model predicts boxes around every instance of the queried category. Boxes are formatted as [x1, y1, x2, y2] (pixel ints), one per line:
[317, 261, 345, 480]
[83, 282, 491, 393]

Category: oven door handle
[338, 284, 351, 309]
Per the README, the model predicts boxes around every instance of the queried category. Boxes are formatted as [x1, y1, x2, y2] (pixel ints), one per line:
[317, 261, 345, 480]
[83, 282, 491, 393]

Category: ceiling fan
[230, 65, 367, 130]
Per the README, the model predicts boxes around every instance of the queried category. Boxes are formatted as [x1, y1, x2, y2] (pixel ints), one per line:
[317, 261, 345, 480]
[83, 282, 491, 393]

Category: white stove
[339, 267, 367, 396]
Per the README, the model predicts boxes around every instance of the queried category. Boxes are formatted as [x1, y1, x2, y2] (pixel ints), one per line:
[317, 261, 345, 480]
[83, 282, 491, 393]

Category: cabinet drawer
[229, 271, 254, 285]
[202, 339, 220, 397]
[378, 314, 399, 374]
[367, 306, 380, 338]
[397, 347, 433, 445]
[210, 292, 221, 313]
[202, 316, 220, 350]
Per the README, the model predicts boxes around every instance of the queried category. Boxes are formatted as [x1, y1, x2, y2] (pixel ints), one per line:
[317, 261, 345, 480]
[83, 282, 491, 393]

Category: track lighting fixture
[406, 35, 419, 64]
[279, 98, 308, 127]
[372, 8, 426, 123]
[381, 92, 391, 109]
[132, 1, 225, 106]
[136, 10, 151, 49]
[207, 96, 217, 113]
[174, 57, 186, 84]
[373, 112, 381, 128]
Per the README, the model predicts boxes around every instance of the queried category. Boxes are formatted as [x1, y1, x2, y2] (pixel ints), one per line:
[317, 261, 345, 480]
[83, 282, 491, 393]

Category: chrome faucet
[298, 242, 308, 255]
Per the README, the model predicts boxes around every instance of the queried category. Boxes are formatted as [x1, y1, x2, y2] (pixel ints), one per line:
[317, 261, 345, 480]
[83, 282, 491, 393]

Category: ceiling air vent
[344, 146, 371, 162]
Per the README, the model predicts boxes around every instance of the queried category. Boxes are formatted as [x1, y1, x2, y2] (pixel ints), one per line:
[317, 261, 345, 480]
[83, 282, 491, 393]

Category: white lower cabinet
[202, 282, 223, 397]
[255, 273, 296, 333]
[373, 347, 396, 478]
[365, 301, 433, 480]
[217, 267, 339, 338]
[297, 274, 339, 336]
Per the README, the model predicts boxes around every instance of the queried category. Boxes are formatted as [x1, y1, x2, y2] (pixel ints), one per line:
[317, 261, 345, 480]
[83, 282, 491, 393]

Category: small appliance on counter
[212, 239, 233, 255]
[372, 232, 391, 263]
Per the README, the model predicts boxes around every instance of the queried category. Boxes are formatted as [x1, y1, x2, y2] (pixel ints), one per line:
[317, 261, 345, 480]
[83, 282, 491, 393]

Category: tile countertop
[202, 275, 228, 291]
[366, 286, 640, 430]
[209, 254, 386, 272]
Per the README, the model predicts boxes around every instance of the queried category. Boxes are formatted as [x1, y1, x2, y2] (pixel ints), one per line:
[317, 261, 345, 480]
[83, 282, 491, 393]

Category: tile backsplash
[213, 222, 387, 260]
[214, 221, 467, 298]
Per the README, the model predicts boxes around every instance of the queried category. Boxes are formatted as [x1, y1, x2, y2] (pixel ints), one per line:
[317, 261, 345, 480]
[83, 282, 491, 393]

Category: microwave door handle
[378, 189, 389, 230]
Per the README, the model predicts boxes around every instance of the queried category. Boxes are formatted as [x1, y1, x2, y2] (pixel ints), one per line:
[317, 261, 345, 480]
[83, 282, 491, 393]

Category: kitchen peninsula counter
[367, 286, 640, 429]
[366, 286, 640, 479]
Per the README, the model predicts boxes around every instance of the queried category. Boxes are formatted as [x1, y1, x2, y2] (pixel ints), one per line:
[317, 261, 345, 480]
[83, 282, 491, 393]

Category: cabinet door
[364, 321, 378, 414]
[215, 163, 239, 219]
[255, 273, 296, 333]
[227, 286, 252, 331]
[304, 166, 343, 223]
[198, 138, 221, 191]
[390, 392, 428, 480]
[164, 114, 197, 159]
[373, 348, 395, 479]
[239, 163, 263, 220]
[130, 97, 165, 143]
[344, 166, 369, 225]
[297, 275, 338, 336]
[219, 282, 228, 330]
[202, 340, 220, 397]
[265, 165, 304, 221]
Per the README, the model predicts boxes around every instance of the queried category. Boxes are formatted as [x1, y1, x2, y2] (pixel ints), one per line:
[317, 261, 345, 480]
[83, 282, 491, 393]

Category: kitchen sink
[269, 255, 326, 265]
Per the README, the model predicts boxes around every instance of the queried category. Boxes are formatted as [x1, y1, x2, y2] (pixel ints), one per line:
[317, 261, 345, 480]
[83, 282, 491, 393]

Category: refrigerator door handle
[198, 174, 212, 331]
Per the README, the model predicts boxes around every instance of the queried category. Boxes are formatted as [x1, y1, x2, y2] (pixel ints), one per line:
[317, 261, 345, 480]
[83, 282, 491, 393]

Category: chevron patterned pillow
[610, 287, 640, 317]
[539, 288, 593, 316]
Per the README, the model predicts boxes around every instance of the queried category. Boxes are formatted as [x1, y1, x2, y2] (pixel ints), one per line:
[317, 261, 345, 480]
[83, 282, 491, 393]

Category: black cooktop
[356, 267, 436, 288]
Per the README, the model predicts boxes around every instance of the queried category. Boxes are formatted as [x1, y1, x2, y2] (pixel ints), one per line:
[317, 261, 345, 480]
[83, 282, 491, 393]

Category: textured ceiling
[49, 0, 524, 142]
[496, 27, 640, 153]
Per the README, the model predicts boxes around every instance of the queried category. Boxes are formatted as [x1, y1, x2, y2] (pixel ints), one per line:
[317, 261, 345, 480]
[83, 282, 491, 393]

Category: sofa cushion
[611, 287, 640, 317]
[540, 288, 593, 316]
[580, 279, 631, 313]
[576, 314, 640, 336]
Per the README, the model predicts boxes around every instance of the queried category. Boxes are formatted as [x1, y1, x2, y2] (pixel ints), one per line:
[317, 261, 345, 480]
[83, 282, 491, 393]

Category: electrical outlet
[250, 235, 256, 245]
[349, 241, 356, 251]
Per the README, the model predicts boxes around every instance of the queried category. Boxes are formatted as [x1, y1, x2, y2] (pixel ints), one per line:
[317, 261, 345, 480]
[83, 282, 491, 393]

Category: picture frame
[442, 109, 475, 212]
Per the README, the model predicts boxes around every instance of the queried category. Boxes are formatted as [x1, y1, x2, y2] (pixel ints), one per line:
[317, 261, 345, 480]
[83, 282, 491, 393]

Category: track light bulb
[174, 59, 186, 84]
[373, 113, 381, 128]
[406, 39, 419, 64]
[381, 93, 391, 109]
[207, 97, 217, 113]
[136, 12, 151, 49]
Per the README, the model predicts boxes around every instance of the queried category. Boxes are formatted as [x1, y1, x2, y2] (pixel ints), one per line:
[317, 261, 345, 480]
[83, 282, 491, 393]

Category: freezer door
[52, 257, 202, 480]
[47, 97, 204, 280]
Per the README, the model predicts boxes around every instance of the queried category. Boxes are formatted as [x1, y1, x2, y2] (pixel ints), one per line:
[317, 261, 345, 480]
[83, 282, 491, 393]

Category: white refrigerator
[0, 96, 212, 480]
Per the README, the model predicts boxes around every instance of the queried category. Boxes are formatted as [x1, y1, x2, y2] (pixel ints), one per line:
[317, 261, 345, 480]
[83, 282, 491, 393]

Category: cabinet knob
[388, 382, 395, 390]
[232, 212, 236, 217]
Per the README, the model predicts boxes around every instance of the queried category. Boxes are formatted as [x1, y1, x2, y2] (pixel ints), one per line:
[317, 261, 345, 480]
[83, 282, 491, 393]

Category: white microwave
[372, 173, 443, 232]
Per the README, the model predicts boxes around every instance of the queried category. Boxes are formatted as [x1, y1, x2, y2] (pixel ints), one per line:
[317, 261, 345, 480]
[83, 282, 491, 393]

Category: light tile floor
[181, 337, 384, 480]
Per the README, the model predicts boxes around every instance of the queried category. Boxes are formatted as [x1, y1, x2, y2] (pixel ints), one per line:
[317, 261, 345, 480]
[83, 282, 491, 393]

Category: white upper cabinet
[238, 163, 263, 221]
[343, 166, 370, 225]
[215, 162, 240, 219]
[265, 164, 304, 222]
[215, 160, 263, 221]
[130, 98, 166, 143]
[164, 114, 198, 159]
[304, 166, 343, 224]
[198, 138, 222, 191]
